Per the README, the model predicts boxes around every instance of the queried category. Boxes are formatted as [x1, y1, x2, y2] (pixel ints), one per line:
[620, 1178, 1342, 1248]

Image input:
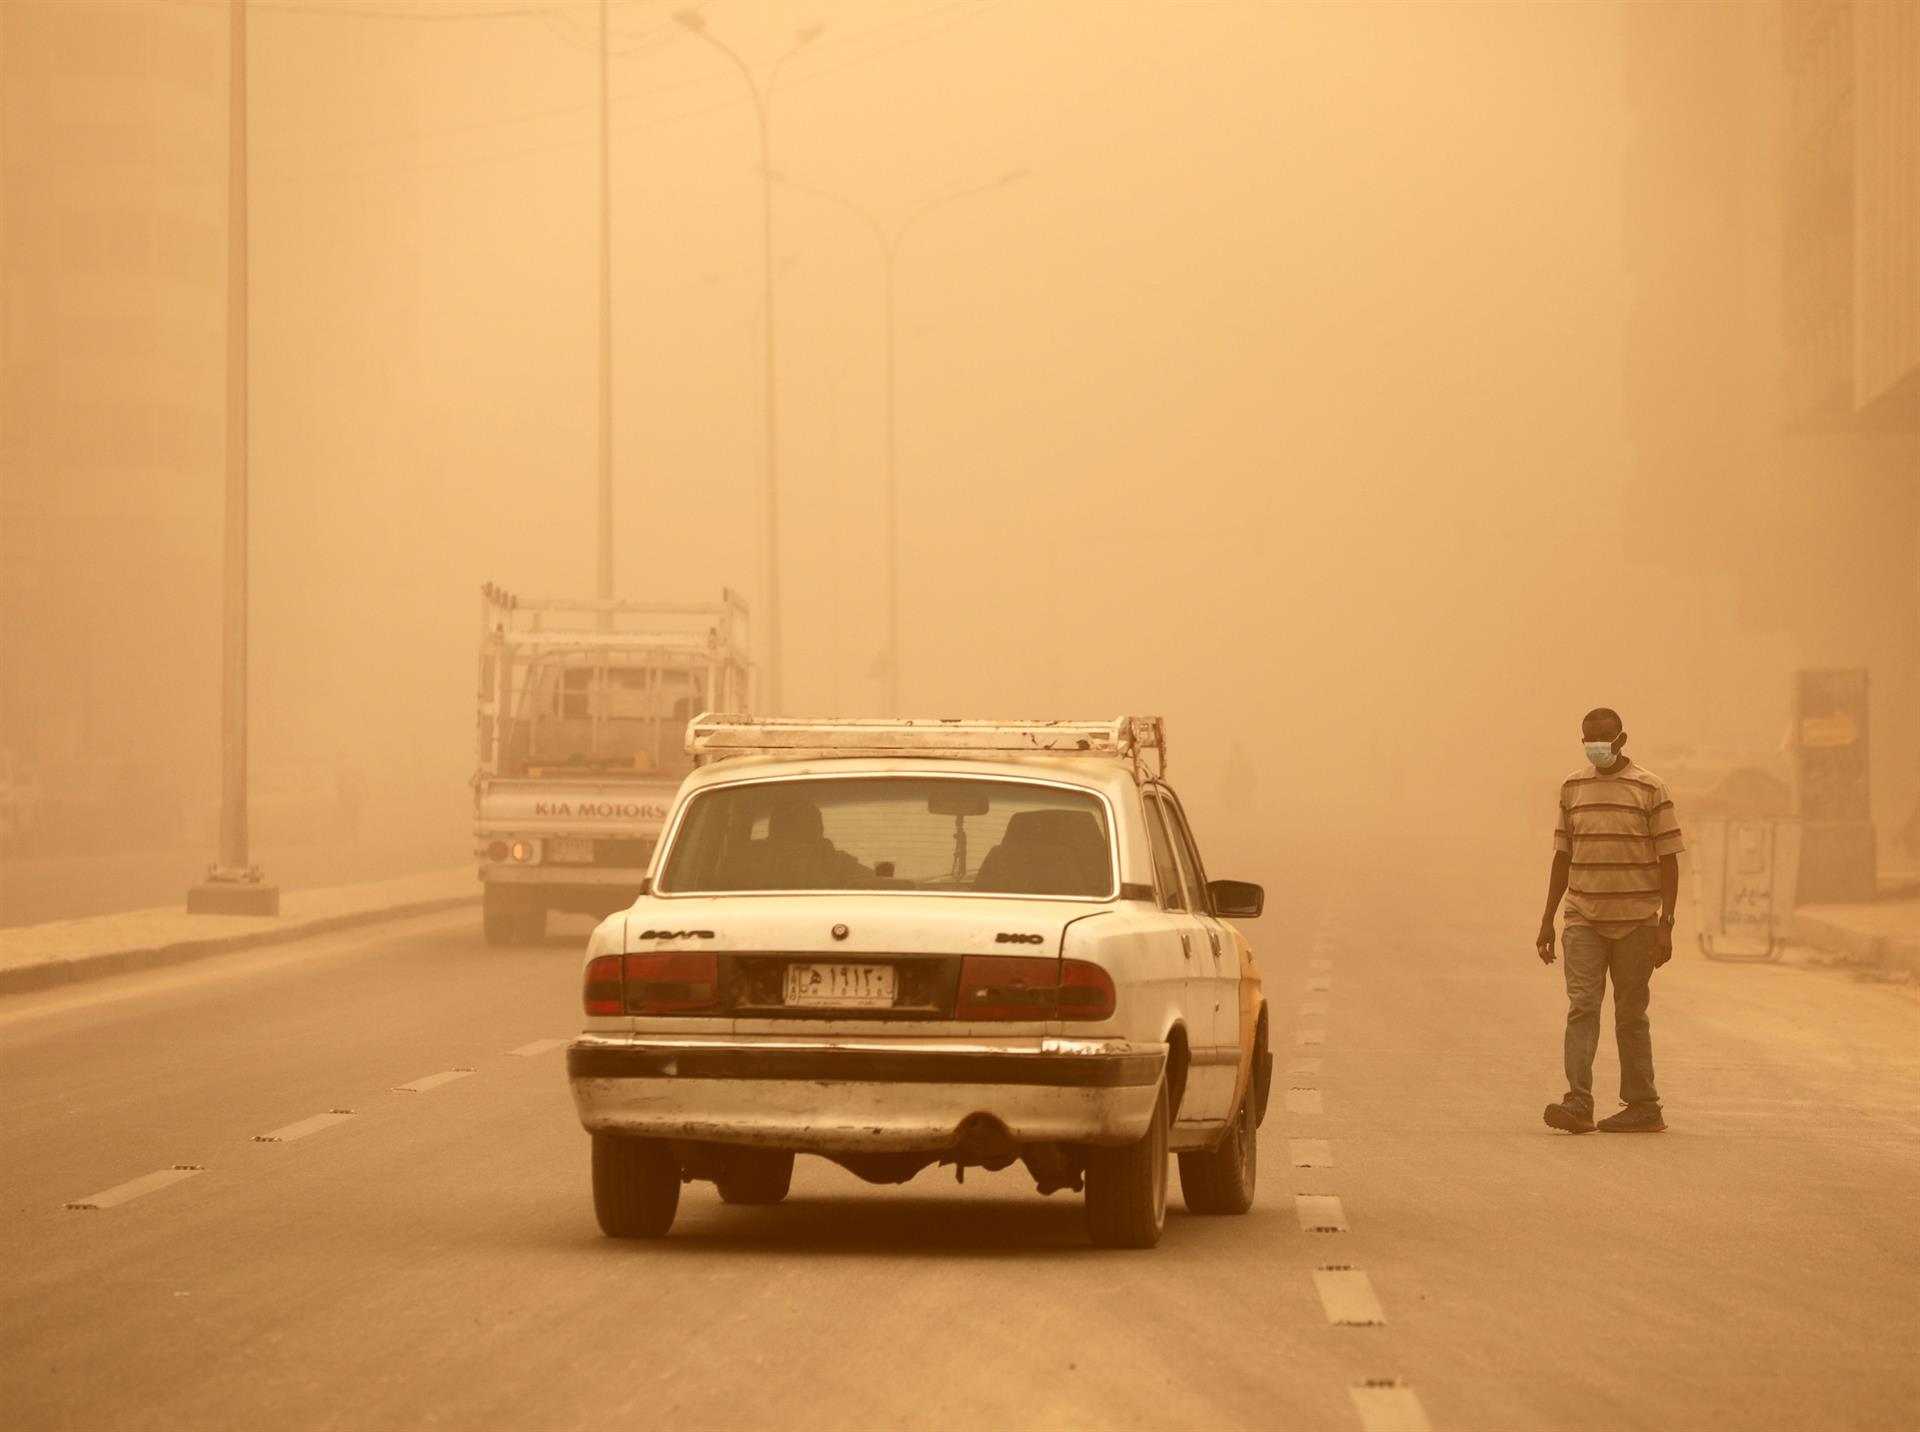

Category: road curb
[0, 893, 480, 997]
[1789, 906, 1920, 975]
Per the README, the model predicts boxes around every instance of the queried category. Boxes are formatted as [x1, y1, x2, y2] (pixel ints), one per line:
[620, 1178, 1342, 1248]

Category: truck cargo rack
[685, 715, 1167, 778]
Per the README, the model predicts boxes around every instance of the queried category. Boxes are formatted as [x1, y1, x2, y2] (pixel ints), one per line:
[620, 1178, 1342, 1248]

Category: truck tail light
[955, 956, 1114, 1022]
[623, 952, 718, 1014]
[486, 840, 509, 862]
[584, 954, 624, 1016]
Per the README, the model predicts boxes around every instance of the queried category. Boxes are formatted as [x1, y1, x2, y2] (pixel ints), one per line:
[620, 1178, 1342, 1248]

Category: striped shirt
[1554, 760, 1684, 935]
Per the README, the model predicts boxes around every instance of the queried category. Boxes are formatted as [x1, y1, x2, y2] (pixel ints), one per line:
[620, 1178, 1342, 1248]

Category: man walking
[1537, 708, 1684, 1133]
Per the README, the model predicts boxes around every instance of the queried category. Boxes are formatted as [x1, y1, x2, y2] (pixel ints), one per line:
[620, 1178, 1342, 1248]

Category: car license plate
[783, 962, 895, 1008]
[546, 837, 594, 864]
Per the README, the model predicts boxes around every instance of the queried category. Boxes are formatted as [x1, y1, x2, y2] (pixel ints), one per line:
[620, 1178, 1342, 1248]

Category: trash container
[1690, 817, 1802, 962]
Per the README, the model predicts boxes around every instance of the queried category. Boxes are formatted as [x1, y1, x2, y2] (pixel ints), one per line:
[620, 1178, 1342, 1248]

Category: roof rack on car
[685, 715, 1168, 778]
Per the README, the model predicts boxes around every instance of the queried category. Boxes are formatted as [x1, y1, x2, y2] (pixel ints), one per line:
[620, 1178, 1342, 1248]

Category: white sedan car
[567, 716, 1270, 1248]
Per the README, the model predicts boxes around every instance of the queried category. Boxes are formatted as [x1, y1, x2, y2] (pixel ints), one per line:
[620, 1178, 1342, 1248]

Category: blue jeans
[1561, 923, 1660, 1116]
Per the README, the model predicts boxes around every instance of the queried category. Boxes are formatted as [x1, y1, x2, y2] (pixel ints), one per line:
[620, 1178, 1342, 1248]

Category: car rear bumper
[567, 1034, 1166, 1152]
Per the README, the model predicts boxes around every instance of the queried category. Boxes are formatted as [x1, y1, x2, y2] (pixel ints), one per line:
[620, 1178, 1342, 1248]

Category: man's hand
[1653, 922, 1674, 967]
[1537, 920, 1556, 965]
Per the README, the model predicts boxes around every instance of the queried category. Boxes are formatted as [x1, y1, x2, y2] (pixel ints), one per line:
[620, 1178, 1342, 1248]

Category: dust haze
[3, 0, 1916, 908]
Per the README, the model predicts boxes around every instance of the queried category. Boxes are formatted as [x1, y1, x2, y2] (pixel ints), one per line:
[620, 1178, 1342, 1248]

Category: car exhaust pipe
[954, 1112, 1018, 1166]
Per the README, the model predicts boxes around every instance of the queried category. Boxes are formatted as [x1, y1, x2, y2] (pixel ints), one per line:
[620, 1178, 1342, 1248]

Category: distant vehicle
[472, 585, 751, 946]
[566, 715, 1271, 1248]
[0, 750, 40, 854]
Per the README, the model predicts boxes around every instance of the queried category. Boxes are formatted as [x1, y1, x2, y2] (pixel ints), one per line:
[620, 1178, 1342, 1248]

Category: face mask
[1584, 741, 1619, 769]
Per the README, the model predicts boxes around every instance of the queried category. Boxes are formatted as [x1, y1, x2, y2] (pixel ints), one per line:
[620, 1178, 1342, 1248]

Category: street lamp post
[190, 0, 277, 916]
[773, 171, 1028, 714]
[595, 0, 613, 603]
[672, 12, 822, 716]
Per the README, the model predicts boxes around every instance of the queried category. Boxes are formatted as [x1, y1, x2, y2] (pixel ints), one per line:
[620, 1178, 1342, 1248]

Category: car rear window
[656, 777, 1114, 898]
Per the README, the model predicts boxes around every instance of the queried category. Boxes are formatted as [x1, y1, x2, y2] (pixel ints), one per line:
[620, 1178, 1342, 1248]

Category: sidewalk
[0, 868, 478, 996]
[1791, 896, 1920, 975]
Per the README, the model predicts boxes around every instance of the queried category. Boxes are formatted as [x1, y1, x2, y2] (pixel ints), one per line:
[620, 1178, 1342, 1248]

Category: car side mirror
[1208, 879, 1264, 918]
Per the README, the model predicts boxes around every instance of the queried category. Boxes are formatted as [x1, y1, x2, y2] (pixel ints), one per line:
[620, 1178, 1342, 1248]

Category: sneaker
[1543, 1101, 1595, 1134]
[1597, 1104, 1667, 1133]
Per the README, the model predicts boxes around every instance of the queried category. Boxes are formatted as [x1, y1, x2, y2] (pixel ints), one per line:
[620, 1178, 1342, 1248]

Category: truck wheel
[1179, 1078, 1258, 1215]
[482, 887, 517, 947]
[717, 1149, 794, 1206]
[1084, 1082, 1168, 1249]
[591, 1134, 680, 1238]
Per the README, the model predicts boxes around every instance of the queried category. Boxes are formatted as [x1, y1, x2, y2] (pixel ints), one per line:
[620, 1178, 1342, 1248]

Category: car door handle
[1180, 931, 1191, 959]
[1208, 928, 1222, 959]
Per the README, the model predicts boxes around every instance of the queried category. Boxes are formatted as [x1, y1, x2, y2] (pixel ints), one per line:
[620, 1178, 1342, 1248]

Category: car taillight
[1058, 959, 1117, 1020]
[583, 954, 624, 1016]
[956, 956, 1115, 1022]
[623, 952, 719, 1014]
[486, 840, 509, 862]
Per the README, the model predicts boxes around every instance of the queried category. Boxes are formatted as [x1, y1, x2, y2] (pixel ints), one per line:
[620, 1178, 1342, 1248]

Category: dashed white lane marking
[1300, 1000, 1329, 1016]
[1295, 1193, 1349, 1232]
[394, 1068, 475, 1093]
[66, 1165, 204, 1211]
[252, 1110, 355, 1143]
[1307, 975, 1332, 991]
[1288, 1138, 1333, 1168]
[1287, 1057, 1321, 1075]
[1309, 957, 1332, 970]
[1296, 1027, 1326, 1046]
[1349, 1381, 1432, 1432]
[1286, 1087, 1324, 1115]
[1314, 1266, 1387, 1326]
[507, 1038, 566, 1057]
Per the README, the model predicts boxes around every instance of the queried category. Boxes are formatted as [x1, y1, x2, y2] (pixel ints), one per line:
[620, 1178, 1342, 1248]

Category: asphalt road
[3, 845, 1916, 1431]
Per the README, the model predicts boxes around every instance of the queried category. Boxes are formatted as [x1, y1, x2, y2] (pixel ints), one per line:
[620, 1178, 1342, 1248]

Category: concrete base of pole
[186, 880, 281, 917]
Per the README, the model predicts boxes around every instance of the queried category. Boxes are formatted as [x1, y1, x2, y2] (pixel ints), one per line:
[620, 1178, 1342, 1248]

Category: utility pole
[672, 12, 821, 715]
[190, 0, 276, 916]
[595, 0, 613, 603]
[771, 171, 1028, 714]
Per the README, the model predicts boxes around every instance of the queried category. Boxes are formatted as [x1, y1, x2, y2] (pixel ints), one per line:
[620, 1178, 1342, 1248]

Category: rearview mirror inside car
[926, 789, 990, 817]
[1209, 879, 1264, 918]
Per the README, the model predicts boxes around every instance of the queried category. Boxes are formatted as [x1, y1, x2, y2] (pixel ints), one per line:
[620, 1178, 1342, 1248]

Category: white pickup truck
[567, 715, 1271, 1248]
[472, 586, 751, 945]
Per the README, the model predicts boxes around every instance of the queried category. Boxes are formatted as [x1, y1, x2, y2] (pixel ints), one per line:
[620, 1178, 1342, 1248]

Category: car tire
[716, 1149, 794, 1206]
[1084, 1082, 1168, 1249]
[591, 1133, 680, 1238]
[1178, 1074, 1258, 1215]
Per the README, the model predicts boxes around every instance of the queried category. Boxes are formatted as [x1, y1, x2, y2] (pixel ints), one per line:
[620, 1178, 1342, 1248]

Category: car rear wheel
[1178, 1074, 1258, 1215]
[591, 1133, 680, 1238]
[716, 1149, 795, 1206]
[1084, 1082, 1168, 1249]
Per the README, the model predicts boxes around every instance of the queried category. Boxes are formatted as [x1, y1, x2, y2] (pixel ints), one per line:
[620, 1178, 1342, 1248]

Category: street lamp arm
[770, 174, 888, 256]
[890, 170, 1029, 256]
[675, 20, 767, 121]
